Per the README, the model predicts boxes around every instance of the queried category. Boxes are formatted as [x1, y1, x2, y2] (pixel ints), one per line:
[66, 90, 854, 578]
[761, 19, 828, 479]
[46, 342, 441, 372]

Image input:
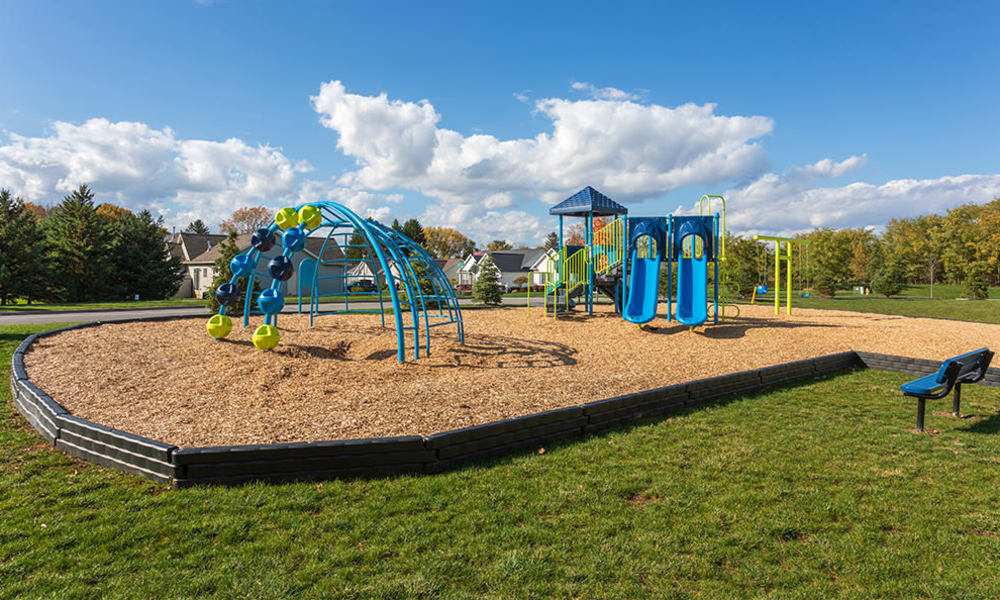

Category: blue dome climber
[268, 256, 294, 281]
[282, 228, 306, 252]
[215, 282, 240, 307]
[206, 202, 464, 361]
[251, 228, 275, 251]
[257, 288, 285, 315]
[230, 254, 256, 278]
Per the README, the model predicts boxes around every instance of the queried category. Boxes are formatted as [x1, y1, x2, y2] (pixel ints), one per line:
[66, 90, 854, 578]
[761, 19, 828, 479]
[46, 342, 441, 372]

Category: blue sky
[1, 0, 998, 243]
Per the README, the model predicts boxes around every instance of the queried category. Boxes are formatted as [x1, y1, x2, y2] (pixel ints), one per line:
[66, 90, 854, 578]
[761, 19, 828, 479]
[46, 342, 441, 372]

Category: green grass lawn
[0, 298, 207, 313]
[741, 294, 1000, 324]
[4, 322, 1000, 598]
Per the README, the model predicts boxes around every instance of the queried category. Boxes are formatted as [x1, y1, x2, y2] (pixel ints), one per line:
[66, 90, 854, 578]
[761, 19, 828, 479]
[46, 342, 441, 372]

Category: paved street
[0, 296, 550, 325]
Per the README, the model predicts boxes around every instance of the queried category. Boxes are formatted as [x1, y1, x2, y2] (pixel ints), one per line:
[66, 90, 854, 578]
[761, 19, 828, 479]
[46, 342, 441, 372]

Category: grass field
[0, 298, 207, 313]
[742, 295, 1000, 324]
[4, 322, 1000, 598]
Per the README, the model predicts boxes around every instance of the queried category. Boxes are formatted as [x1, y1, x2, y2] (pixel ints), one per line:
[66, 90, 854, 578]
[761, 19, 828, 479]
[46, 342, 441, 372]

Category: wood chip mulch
[21, 304, 1000, 447]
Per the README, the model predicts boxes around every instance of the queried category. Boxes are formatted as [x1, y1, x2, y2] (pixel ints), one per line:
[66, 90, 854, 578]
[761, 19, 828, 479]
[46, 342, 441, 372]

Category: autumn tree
[220, 206, 272, 234]
[23, 201, 49, 220]
[96, 203, 132, 222]
[424, 226, 475, 259]
[882, 214, 945, 296]
[565, 216, 606, 245]
[487, 239, 512, 251]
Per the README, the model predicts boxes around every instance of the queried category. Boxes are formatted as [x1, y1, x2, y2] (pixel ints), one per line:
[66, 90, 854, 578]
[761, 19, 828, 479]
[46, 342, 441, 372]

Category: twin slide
[623, 234, 708, 326]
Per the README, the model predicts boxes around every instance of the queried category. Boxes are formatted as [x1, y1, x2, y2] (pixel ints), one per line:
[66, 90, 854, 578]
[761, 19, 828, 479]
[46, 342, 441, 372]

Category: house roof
[549, 186, 627, 217]
[441, 257, 463, 273]
[174, 233, 229, 261]
[187, 233, 345, 265]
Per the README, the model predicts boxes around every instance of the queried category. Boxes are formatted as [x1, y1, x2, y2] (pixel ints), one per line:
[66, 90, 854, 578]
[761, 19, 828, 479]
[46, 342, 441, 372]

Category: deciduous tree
[220, 206, 272, 234]
[424, 226, 475, 259]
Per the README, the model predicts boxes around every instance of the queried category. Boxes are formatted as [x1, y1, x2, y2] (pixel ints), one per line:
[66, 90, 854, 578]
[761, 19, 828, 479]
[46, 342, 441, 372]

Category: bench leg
[917, 398, 925, 432]
[953, 384, 962, 417]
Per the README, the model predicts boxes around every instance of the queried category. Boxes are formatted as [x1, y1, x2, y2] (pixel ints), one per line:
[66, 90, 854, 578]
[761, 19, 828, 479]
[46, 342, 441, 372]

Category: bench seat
[900, 373, 947, 397]
[900, 347, 993, 432]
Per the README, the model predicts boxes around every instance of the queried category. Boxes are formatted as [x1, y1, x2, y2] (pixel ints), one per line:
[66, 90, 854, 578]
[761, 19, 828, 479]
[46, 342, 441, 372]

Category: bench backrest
[935, 348, 993, 384]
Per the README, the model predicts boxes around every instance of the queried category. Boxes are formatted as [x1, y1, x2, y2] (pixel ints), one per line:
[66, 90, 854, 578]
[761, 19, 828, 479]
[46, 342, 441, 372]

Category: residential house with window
[172, 234, 346, 299]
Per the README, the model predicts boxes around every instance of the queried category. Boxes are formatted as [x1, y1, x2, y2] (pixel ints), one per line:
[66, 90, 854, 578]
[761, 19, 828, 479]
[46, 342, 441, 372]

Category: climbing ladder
[543, 217, 625, 316]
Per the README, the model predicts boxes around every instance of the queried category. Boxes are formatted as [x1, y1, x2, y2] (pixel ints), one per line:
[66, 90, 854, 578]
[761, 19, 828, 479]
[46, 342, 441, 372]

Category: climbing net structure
[205, 201, 464, 361]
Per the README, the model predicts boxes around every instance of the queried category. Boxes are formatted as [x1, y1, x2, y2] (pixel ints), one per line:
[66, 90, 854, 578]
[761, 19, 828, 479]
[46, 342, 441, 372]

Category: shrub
[962, 261, 991, 299]
[206, 232, 258, 316]
[870, 269, 904, 298]
[812, 269, 838, 298]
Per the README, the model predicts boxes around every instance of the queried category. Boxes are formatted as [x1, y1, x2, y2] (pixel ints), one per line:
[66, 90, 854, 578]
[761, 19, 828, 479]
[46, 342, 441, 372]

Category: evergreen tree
[109, 210, 184, 299]
[543, 232, 559, 250]
[472, 253, 503, 305]
[0, 189, 49, 305]
[43, 184, 115, 301]
[400, 218, 426, 246]
[206, 232, 255, 315]
[345, 230, 368, 260]
[185, 219, 210, 235]
[391, 219, 402, 232]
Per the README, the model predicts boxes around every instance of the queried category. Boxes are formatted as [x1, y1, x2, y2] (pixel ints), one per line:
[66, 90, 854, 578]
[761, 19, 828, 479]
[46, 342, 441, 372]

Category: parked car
[347, 279, 378, 293]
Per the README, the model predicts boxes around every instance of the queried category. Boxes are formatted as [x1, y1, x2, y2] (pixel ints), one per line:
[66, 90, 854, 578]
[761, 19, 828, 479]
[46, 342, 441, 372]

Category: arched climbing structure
[205, 201, 464, 361]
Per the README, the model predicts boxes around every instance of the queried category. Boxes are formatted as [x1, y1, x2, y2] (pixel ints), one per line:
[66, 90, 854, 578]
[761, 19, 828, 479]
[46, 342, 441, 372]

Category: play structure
[205, 202, 464, 361]
[752, 235, 810, 315]
[543, 186, 735, 327]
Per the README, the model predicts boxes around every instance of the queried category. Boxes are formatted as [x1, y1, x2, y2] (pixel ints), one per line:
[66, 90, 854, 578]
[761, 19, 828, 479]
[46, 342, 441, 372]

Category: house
[458, 248, 552, 291]
[439, 258, 464, 285]
[173, 234, 346, 299]
[166, 232, 230, 297]
[344, 259, 403, 288]
[456, 251, 485, 288]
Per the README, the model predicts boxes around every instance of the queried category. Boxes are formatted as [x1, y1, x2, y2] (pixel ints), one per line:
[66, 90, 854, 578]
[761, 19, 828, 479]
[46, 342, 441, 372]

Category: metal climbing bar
[593, 217, 624, 275]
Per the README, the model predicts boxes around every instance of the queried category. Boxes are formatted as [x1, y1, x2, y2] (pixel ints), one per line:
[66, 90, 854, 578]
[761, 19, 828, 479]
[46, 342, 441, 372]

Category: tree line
[0, 185, 183, 305]
[720, 197, 1000, 299]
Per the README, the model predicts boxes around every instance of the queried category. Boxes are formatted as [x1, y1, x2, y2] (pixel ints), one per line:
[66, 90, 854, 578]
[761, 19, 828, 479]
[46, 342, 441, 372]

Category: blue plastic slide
[623, 247, 660, 324]
[674, 235, 708, 326]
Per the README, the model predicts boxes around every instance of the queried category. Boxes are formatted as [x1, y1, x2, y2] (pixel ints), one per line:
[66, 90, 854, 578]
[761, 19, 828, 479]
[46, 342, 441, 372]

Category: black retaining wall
[15, 319, 988, 487]
[856, 351, 1000, 387]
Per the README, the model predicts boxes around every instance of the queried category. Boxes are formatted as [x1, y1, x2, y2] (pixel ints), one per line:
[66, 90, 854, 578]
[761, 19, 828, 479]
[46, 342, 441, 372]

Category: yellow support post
[754, 235, 810, 316]
[774, 240, 780, 315]
[786, 242, 792, 315]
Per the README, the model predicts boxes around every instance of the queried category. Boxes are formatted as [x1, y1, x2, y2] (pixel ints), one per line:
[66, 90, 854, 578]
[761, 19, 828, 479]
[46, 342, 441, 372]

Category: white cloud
[310, 80, 775, 242]
[570, 81, 642, 102]
[720, 159, 1000, 237]
[483, 192, 515, 209]
[0, 118, 307, 229]
[790, 154, 868, 179]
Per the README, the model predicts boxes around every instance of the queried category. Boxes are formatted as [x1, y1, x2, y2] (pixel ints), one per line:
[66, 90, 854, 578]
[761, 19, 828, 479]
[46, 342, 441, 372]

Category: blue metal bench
[901, 348, 994, 432]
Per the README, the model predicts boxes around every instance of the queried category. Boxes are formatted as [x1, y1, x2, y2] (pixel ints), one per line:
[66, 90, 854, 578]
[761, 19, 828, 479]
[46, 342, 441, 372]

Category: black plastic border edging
[13, 317, 988, 487]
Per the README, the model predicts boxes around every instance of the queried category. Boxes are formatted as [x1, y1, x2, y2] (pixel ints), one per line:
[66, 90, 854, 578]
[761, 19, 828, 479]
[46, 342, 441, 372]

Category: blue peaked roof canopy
[549, 186, 628, 217]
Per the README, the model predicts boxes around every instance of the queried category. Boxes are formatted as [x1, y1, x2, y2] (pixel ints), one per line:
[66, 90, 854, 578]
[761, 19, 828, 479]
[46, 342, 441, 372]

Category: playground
[21, 303, 1000, 447]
